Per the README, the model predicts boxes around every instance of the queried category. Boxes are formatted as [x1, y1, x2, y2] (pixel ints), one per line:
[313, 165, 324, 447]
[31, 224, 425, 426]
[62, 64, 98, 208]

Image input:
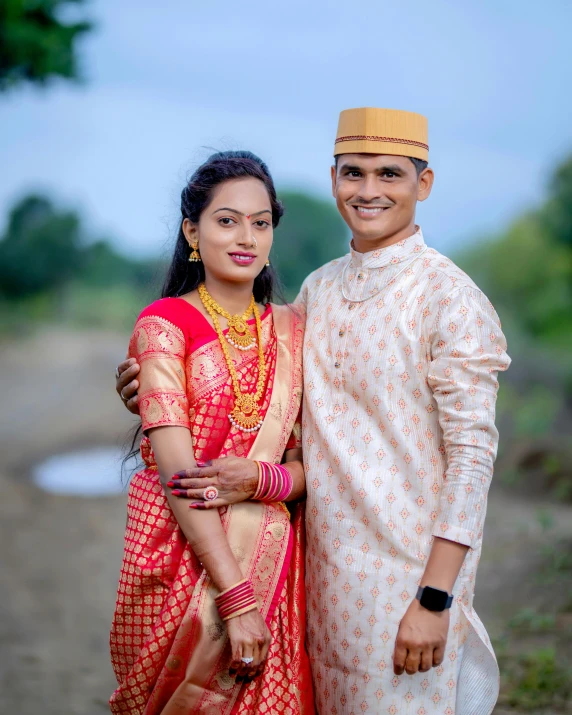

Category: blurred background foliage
[0, 0, 91, 90]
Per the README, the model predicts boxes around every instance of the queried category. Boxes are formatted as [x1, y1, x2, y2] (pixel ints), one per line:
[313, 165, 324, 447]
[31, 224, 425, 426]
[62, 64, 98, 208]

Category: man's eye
[349, 171, 361, 178]
[383, 172, 396, 178]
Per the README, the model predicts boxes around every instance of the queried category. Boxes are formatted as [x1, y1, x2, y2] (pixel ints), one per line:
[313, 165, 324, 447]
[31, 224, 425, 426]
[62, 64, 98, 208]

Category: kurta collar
[349, 226, 426, 269]
[342, 226, 428, 303]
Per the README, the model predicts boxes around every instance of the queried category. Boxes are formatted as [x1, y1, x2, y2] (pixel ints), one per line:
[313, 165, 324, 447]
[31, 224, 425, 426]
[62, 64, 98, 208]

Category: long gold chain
[198, 283, 266, 432]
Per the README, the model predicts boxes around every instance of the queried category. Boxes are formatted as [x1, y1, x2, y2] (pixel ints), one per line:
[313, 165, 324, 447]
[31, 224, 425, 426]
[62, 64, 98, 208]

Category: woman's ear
[182, 218, 198, 246]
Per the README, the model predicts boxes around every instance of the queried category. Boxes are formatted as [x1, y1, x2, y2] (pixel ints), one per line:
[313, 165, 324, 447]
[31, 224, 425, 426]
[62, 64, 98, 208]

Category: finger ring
[115, 366, 120, 378]
[241, 657, 254, 664]
[203, 486, 218, 501]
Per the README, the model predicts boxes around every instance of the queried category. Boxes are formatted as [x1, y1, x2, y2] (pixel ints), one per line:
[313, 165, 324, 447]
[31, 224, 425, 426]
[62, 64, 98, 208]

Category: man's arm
[393, 286, 510, 676]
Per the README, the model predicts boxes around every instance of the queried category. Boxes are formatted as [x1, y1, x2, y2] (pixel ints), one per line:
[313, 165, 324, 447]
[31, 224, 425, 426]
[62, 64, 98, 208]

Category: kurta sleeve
[129, 312, 190, 434]
[427, 286, 510, 548]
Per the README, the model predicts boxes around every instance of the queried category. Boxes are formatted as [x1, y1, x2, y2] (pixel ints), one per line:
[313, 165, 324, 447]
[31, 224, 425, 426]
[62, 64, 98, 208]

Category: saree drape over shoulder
[110, 297, 313, 715]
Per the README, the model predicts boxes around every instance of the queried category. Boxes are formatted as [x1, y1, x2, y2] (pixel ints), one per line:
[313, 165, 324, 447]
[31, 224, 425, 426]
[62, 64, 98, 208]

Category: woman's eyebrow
[212, 207, 272, 216]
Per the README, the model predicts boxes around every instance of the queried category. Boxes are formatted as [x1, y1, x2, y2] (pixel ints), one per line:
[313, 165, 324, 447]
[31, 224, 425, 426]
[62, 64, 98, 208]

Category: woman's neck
[202, 276, 255, 315]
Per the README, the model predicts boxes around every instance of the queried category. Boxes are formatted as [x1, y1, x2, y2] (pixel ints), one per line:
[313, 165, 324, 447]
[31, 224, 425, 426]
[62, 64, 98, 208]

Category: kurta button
[339, 329, 345, 337]
[334, 361, 340, 368]
[348, 304, 355, 310]
[357, 273, 364, 280]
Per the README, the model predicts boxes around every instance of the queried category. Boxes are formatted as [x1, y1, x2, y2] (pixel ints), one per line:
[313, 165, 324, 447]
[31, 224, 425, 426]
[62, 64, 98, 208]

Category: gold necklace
[197, 285, 256, 351]
[198, 283, 266, 432]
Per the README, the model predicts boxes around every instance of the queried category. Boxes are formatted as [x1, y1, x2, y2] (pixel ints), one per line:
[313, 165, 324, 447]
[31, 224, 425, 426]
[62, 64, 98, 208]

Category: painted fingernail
[172, 490, 182, 496]
[195, 461, 206, 467]
[166, 481, 174, 488]
[189, 503, 203, 509]
[174, 470, 187, 478]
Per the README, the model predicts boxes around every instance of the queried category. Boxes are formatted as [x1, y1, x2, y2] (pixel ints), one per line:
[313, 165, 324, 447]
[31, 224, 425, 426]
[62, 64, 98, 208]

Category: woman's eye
[255, 220, 269, 228]
[219, 217, 235, 226]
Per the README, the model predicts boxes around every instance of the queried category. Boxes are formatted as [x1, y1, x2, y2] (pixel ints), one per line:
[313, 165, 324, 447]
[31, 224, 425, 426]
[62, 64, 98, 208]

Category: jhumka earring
[188, 242, 201, 263]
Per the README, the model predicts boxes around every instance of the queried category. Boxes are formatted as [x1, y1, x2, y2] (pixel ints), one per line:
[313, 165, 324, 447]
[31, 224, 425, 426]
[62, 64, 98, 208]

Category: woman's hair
[161, 150, 284, 304]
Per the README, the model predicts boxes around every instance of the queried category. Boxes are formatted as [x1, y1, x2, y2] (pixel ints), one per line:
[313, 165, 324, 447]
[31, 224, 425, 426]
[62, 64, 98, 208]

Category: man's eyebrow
[338, 164, 363, 173]
[378, 164, 404, 174]
[212, 207, 272, 216]
[339, 163, 405, 174]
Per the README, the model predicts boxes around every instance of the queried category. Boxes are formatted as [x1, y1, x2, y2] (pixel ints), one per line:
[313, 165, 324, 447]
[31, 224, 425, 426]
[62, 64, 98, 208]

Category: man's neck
[351, 222, 418, 254]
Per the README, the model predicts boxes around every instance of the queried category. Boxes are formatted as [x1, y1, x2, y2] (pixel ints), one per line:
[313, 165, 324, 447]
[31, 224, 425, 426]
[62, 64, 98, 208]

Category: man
[117, 107, 510, 714]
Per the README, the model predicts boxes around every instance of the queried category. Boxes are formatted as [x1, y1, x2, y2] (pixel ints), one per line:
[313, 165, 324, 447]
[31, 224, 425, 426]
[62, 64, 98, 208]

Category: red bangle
[253, 461, 293, 502]
[215, 579, 258, 621]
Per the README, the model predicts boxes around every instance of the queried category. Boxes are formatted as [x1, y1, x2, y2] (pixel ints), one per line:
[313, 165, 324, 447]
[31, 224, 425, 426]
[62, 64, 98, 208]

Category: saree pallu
[109, 299, 313, 714]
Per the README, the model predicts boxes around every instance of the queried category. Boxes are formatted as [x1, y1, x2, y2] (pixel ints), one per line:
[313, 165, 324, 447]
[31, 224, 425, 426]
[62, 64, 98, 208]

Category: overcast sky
[1, 0, 571, 257]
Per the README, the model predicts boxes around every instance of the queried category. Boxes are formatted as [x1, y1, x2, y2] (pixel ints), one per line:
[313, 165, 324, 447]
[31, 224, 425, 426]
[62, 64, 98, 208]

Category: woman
[110, 151, 313, 714]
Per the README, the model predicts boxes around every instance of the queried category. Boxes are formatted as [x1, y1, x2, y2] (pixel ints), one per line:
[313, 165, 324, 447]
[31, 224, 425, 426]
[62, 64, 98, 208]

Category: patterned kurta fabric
[296, 229, 510, 715]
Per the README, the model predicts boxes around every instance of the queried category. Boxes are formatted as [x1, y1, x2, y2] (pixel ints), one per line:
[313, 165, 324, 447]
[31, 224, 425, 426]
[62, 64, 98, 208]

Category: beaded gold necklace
[197, 286, 256, 351]
[198, 283, 266, 432]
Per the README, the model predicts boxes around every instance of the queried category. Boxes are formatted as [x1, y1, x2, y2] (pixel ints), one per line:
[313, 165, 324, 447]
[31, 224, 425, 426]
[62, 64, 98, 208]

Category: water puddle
[32, 446, 127, 496]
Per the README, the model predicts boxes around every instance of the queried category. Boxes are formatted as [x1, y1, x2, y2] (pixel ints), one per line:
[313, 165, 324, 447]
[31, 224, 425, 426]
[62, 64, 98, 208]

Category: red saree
[109, 297, 313, 714]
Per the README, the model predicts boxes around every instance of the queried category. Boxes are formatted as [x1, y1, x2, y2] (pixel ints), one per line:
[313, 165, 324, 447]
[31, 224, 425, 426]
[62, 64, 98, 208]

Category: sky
[1, 0, 571, 258]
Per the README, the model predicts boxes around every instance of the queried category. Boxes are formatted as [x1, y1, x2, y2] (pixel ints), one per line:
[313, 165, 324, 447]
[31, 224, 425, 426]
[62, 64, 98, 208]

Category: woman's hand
[167, 457, 259, 509]
[226, 608, 271, 681]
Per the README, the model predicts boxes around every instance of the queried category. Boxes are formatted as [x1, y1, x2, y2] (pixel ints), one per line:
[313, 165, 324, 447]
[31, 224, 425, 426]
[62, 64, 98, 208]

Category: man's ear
[182, 217, 198, 246]
[331, 164, 337, 199]
[417, 167, 435, 202]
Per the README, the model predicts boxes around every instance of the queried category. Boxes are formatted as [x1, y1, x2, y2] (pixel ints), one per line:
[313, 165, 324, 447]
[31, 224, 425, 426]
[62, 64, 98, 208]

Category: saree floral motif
[110, 298, 312, 714]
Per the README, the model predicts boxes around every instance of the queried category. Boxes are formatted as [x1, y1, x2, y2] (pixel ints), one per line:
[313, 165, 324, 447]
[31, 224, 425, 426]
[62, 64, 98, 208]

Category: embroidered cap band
[334, 107, 429, 161]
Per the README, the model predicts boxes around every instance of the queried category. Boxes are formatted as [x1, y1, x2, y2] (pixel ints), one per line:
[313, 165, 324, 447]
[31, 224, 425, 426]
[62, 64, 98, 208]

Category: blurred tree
[272, 190, 348, 298]
[0, 194, 83, 297]
[0, 0, 92, 91]
[543, 156, 572, 248]
[458, 215, 572, 344]
[82, 239, 163, 291]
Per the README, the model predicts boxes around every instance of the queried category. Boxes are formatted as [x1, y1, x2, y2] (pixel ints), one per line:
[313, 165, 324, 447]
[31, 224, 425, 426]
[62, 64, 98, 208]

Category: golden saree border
[130, 314, 191, 432]
[148, 304, 305, 715]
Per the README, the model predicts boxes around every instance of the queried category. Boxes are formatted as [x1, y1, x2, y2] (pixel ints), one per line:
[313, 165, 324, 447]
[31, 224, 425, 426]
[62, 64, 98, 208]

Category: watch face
[419, 586, 449, 612]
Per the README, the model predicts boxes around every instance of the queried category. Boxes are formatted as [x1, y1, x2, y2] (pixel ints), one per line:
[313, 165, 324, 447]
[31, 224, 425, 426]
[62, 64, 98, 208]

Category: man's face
[331, 154, 433, 248]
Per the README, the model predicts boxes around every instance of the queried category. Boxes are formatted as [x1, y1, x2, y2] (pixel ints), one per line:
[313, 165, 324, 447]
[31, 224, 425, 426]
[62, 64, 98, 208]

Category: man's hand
[167, 457, 259, 509]
[392, 597, 449, 675]
[115, 357, 141, 415]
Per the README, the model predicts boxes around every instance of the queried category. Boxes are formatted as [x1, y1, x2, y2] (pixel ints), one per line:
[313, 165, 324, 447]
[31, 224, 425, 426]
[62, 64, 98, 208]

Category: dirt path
[0, 328, 569, 714]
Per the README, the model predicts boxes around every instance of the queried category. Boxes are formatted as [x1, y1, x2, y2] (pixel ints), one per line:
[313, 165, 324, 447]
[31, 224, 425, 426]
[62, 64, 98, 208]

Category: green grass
[499, 647, 572, 712]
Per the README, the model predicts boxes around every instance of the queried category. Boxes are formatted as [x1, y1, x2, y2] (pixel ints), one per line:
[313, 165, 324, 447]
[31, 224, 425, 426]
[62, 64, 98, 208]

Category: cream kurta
[297, 229, 510, 715]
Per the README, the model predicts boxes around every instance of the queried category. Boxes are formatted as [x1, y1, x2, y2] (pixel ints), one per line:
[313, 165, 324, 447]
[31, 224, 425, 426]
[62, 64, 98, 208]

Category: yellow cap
[334, 107, 428, 161]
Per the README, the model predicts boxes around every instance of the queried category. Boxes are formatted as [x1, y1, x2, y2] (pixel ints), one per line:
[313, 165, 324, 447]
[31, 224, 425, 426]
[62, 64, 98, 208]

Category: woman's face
[183, 177, 273, 286]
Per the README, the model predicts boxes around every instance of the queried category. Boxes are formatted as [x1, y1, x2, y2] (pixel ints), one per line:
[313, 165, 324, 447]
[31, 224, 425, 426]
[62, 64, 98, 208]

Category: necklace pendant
[228, 394, 263, 432]
[226, 316, 256, 350]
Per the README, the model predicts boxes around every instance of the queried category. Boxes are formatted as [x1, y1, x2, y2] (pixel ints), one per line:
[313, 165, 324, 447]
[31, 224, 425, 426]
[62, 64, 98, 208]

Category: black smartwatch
[416, 585, 453, 612]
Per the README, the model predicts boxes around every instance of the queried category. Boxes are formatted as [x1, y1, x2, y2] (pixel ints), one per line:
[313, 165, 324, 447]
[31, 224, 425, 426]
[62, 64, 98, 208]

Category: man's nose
[360, 174, 382, 201]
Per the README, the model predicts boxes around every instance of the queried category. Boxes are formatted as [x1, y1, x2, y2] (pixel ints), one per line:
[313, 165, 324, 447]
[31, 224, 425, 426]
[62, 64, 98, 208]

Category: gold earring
[188, 242, 201, 263]
[265, 259, 270, 267]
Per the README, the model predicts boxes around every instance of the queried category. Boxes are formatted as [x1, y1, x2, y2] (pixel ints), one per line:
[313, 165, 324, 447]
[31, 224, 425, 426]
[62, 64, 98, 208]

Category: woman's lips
[229, 252, 256, 265]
